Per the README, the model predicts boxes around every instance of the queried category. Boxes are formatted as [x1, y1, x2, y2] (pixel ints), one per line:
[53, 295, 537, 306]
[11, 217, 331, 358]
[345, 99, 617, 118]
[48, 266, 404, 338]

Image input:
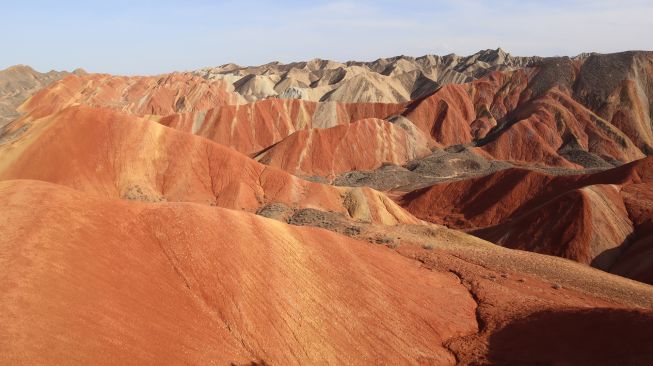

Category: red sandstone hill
[402, 84, 477, 146]
[2, 180, 653, 365]
[0, 180, 476, 365]
[18, 72, 245, 121]
[2, 50, 653, 365]
[14, 52, 653, 176]
[400, 157, 653, 283]
[254, 118, 431, 178]
[159, 98, 407, 156]
[0, 105, 417, 226]
[397, 53, 651, 169]
[193, 51, 653, 173]
[250, 51, 653, 175]
[469, 63, 647, 168]
[18, 74, 418, 174]
[3, 52, 653, 280]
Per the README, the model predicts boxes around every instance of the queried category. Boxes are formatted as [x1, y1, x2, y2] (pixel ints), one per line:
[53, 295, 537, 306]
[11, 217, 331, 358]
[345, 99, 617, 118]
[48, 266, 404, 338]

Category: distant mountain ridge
[195, 48, 542, 102]
[0, 65, 84, 129]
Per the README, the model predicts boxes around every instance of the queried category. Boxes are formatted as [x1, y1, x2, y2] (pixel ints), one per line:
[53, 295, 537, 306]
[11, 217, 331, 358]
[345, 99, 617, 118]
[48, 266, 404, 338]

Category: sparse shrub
[374, 236, 393, 244]
[386, 242, 399, 249]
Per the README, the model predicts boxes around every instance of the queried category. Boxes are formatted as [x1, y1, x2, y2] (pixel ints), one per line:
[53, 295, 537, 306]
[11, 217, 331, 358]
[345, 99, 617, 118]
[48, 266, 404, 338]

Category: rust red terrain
[1, 49, 653, 365]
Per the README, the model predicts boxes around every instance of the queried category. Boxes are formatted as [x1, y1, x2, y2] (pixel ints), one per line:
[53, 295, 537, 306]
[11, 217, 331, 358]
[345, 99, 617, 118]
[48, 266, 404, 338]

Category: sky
[2, 0, 652, 75]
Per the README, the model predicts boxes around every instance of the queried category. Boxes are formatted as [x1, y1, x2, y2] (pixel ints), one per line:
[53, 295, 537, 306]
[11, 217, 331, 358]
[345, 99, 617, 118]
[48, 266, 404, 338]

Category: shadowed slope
[485, 308, 653, 366]
[473, 184, 633, 270]
[400, 157, 653, 283]
[611, 183, 653, 283]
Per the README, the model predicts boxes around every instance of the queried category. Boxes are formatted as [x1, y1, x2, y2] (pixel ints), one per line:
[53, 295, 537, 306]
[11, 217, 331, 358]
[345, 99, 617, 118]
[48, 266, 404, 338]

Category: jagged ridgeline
[196, 48, 540, 102]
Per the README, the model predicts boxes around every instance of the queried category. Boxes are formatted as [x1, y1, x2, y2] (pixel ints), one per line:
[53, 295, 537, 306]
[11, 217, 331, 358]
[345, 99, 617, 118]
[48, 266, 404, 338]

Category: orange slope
[0, 105, 418, 225]
[254, 118, 431, 177]
[0, 179, 477, 365]
[477, 88, 644, 168]
[3, 180, 653, 365]
[159, 98, 408, 155]
[402, 84, 477, 145]
[18, 72, 244, 120]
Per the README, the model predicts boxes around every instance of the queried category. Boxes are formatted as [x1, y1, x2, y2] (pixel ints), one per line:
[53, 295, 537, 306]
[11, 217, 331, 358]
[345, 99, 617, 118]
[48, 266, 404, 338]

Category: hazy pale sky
[2, 0, 652, 75]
